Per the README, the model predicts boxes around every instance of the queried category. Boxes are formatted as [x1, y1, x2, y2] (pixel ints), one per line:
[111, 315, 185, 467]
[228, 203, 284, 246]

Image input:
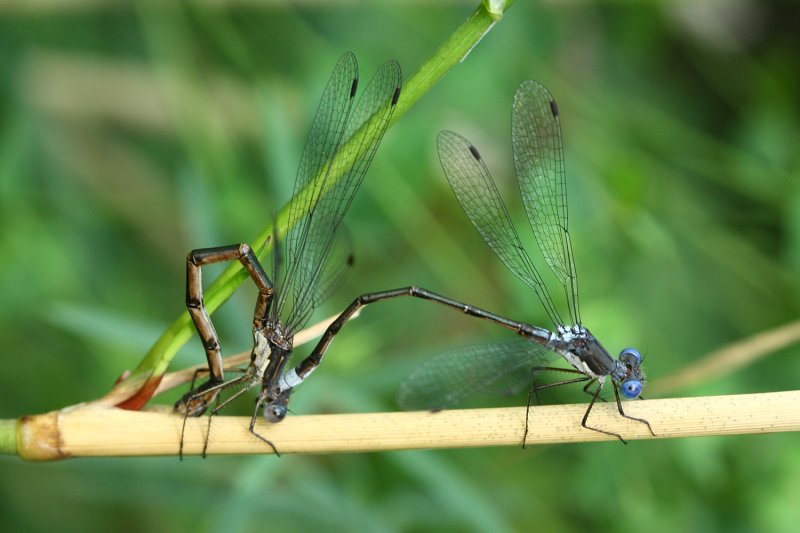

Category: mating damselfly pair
[173, 52, 654, 456]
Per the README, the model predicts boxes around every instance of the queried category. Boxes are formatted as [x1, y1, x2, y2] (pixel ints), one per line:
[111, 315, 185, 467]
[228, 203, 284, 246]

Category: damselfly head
[263, 402, 288, 423]
[618, 347, 644, 399]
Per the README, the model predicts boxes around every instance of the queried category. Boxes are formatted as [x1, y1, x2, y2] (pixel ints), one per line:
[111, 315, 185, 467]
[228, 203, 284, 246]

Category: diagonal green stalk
[118, 1, 514, 397]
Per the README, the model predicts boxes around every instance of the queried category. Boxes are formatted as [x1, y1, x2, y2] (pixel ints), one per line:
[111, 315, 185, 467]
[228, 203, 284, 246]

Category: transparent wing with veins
[437, 130, 564, 327]
[274, 54, 401, 335]
[396, 339, 558, 411]
[310, 226, 354, 310]
[513, 80, 581, 326]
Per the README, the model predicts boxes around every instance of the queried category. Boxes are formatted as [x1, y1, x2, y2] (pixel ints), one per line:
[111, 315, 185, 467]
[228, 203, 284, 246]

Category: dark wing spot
[350, 77, 359, 98]
[468, 144, 481, 161]
[391, 86, 401, 106]
[549, 99, 559, 118]
[346, 254, 355, 266]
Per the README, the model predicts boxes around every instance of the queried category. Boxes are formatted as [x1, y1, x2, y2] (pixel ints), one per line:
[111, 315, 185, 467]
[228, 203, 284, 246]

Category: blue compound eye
[621, 380, 643, 399]
[619, 347, 643, 364]
[264, 403, 288, 423]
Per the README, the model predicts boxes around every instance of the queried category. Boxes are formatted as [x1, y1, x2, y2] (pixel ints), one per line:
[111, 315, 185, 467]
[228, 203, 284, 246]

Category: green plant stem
[118, 1, 515, 397]
[0, 419, 15, 455]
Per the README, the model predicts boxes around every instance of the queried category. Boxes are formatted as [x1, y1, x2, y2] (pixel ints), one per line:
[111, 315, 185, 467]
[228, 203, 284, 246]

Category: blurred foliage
[1, 0, 800, 531]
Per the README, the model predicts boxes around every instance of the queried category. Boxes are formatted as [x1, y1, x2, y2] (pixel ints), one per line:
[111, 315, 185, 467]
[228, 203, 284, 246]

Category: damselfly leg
[176, 243, 273, 415]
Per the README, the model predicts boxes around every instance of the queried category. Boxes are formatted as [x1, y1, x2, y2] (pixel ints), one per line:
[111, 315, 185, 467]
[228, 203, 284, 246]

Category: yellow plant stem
[15, 390, 800, 460]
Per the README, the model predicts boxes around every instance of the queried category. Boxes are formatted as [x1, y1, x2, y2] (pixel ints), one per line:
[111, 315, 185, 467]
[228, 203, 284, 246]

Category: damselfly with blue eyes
[173, 53, 402, 456]
[299, 80, 654, 444]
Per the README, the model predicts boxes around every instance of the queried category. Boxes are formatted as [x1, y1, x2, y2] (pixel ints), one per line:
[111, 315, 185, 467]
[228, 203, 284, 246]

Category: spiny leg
[175, 368, 208, 461]
[524, 370, 652, 445]
[179, 367, 250, 459]
[248, 400, 281, 457]
[581, 382, 628, 444]
[181, 243, 273, 409]
[202, 373, 260, 458]
[201, 392, 224, 459]
[524, 367, 591, 448]
[612, 383, 655, 437]
[285, 286, 552, 392]
[583, 380, 607, 402]
[177, 366, 220, 417]
[179, 367, 211, 460]
[529, 367, 591, 406]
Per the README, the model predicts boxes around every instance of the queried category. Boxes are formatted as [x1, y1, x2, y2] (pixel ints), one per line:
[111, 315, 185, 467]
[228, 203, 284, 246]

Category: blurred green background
[2, 0, 800, 531]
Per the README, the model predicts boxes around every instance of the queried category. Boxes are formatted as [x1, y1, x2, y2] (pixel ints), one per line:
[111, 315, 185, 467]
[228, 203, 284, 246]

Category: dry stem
[15, 390, 800, 460]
